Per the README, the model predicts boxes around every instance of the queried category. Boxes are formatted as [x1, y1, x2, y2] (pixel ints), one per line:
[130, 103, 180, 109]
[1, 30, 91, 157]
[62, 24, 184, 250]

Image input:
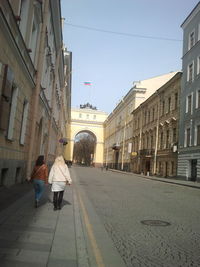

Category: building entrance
[191, 159, 197, 181]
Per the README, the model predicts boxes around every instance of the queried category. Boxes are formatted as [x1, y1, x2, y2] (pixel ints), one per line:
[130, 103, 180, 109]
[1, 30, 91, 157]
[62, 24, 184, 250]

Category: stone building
[104, 71, 178, 171]
[131, 72, 181, 177]
[0, 0, 71, 186]
[178, 2, 200, 181]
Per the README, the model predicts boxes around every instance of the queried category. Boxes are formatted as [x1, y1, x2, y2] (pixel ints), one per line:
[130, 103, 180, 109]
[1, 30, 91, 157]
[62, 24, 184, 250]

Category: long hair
[35, 155, 44, 166]
[54, 155, 65, 166]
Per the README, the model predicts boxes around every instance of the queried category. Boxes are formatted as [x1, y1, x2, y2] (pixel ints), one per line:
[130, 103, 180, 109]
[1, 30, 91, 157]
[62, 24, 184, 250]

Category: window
[7, 86, 19, 140]
[152, 108, 155, 121]
[186, 128, 190, 147]
[86, 114, 89, 119]
[173, 128, 177, 143]
[150, 135, 153, 148]
[20, 100, 29, 145]
[197, 125, 200, 146]
[29, 18, 38, 62]
[197, 56, 200, 75]
[160, 132, 163, 149]
[174, 93, 178, 109]
[0, 65, 14, 131]
[188, 31, 195, 50]
[166, 130, 169, 148]
[79, 113, 82, 118]
[162, 101, 165, 115]
[19, 0, 29, 39]
[144, 111, 147, 125]
[168, 97, 171, 113]
[197, 90, 200, 109]
[147, 111, 150, 123]
[93, 115, 96, 120]
[187, 62, 194, 82]
[186, 95, 192, 114]
[198, 23, 200, 41]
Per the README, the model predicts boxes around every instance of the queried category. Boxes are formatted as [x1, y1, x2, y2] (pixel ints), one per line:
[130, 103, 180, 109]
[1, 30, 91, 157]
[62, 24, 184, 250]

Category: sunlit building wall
[0, 0, 70, 186]
[178, 2, 200, 181]
[104, 71, 178, 171]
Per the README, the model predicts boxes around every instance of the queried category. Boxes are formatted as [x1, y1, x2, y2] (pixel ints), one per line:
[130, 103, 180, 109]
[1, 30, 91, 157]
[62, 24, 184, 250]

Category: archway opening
[73, 131, 96, 166]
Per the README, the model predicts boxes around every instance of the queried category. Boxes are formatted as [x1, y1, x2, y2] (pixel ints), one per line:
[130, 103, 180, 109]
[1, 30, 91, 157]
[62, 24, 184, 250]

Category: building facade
[131, 72, 181, 177]
[67, 104, 108, 167]
[178, 2, 200, 181]
[0, 0, 71, 186]
[104, 71, 178, 171]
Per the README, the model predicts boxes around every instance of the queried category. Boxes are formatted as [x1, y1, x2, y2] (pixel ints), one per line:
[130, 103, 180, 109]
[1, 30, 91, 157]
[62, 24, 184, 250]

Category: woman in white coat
[48, 155, 72, 210]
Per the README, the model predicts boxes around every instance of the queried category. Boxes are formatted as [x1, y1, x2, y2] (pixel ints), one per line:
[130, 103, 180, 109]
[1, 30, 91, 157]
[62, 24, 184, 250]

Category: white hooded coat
[48, 164, 72, 185]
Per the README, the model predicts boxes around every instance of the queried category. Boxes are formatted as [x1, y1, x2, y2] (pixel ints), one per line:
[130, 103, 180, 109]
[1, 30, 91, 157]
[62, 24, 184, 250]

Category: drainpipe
[153, 93, 160, 174]
[26, 0, 49, 177]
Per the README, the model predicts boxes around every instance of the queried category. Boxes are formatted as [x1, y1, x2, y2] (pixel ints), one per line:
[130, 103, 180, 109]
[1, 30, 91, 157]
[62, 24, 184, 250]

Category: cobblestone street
[74, 166, 200, 267]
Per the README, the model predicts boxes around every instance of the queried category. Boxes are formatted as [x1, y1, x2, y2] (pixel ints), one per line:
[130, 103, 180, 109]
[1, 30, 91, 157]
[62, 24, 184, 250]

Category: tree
[73, 133, 96, 166]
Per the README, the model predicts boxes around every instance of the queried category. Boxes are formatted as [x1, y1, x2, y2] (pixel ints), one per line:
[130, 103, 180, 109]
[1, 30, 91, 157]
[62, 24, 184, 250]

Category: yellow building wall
[66, 108, 108, 166]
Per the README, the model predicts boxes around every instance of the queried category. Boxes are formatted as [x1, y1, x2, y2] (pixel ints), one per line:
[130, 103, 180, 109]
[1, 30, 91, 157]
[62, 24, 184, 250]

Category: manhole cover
[141, 220, 171, 226]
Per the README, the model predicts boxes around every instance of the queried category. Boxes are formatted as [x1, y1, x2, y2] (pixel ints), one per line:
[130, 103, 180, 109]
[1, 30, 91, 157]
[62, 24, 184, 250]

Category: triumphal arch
[65, 104, 108, 167]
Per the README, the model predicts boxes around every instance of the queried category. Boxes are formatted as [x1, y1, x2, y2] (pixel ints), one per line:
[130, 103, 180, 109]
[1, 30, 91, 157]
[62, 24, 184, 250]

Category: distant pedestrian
[30, 155, 48, 208]
[48, 155, 72, 211]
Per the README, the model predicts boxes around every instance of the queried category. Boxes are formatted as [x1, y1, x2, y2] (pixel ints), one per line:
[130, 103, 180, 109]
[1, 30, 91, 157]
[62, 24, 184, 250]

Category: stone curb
[108, 168, 200, 189]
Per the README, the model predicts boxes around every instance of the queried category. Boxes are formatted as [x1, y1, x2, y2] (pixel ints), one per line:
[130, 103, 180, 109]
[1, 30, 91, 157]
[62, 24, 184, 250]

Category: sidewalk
[0, 181, 80, 266]
[109, 168, 200, 189]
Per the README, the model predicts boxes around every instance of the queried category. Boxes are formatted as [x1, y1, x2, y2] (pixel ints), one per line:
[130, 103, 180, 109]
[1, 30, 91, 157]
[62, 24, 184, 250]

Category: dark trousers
[53, 191, 64, 208]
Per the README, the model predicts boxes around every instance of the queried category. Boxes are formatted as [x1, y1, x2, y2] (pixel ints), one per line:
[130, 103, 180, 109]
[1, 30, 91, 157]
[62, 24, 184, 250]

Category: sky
[61, 0, 200, 114]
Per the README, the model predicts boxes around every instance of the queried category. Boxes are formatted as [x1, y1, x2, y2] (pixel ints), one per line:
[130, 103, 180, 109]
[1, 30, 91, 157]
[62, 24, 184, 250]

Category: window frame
[195, 90, 200, 109]
[186, 94, 192, 114]
[187, 61, 194, 82]
[197, 55, 200, 75]
[198, 23, 200, 42]
[20, 99, 29, 145]
[185, 127, 191, 147]
[7, 85, 19, 140]
[188, 30, 195, 50]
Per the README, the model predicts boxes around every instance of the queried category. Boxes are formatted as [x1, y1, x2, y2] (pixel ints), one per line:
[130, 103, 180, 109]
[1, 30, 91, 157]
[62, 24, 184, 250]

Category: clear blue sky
[61, 0, 199, 114]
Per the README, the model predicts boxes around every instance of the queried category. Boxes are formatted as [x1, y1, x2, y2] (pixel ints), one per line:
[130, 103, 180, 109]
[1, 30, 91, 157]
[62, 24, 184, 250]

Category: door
[191, 159, 197, 181]
[115, 151, 119, 170]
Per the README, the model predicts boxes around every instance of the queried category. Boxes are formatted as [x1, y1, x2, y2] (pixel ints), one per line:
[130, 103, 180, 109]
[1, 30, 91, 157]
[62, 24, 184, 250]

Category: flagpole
[83, 82, 92, 104]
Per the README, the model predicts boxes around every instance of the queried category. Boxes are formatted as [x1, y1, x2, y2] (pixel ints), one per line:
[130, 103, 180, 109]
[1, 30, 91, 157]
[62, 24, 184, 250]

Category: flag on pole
[84, 82, 91, 86]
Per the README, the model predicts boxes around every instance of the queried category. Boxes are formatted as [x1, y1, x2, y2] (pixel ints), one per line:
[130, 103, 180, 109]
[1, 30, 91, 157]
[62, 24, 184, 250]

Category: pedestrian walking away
[48, 155, 72, 211]
[30, 155, 48, 208]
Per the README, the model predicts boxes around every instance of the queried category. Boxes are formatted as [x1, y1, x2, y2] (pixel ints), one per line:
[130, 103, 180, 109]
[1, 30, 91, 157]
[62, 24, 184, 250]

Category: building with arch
[65, 104, 108, 167]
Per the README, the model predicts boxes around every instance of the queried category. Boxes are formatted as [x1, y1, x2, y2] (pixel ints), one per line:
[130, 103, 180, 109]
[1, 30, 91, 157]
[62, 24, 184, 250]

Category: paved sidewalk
[109, 168, 200, 189]
[0, 182, 79, 266]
